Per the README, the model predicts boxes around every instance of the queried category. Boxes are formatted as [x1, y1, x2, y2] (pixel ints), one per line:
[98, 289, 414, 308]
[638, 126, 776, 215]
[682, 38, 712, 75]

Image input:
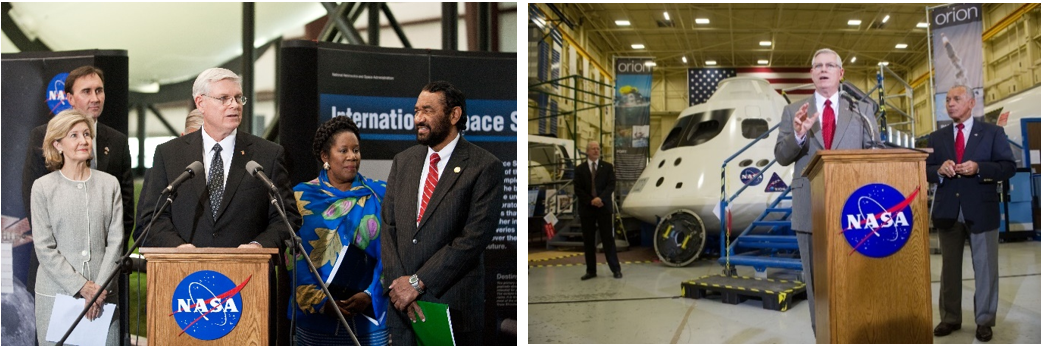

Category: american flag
[689, 67, 815, 106]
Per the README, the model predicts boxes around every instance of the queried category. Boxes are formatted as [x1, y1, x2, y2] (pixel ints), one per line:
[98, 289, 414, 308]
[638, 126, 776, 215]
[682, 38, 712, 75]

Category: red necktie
[822, 99, 835, 150]
[418, 153, 440, 223]
[955, 123, 965, 163]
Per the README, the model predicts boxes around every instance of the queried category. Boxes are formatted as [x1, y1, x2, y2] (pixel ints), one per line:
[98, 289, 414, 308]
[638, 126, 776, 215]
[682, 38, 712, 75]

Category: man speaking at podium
[137, 67, 300, 249]
[774, 48, 878, 336]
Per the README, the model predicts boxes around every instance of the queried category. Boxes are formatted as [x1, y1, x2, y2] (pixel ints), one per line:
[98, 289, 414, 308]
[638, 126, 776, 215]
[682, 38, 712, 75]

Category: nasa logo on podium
[45, 73, 71, 115]
[839, 183, 920, 258]
[170, 270, 251, 340]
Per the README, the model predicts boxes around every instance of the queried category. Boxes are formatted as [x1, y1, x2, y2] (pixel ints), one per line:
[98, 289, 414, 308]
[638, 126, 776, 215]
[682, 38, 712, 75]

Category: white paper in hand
[45, 293, 115, 345]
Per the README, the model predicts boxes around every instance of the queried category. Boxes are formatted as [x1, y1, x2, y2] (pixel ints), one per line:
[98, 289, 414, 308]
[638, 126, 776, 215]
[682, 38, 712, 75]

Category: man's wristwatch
[409, 274, 425, 295]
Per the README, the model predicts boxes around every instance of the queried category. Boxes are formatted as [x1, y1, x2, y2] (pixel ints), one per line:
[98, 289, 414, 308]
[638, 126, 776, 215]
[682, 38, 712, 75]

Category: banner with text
[613, 57, 653, 197]
[930, 3, 984, 129]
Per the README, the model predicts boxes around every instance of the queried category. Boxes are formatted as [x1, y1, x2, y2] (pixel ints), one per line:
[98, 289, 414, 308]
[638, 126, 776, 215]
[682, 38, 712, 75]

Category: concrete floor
[528, 241, 1041, 344]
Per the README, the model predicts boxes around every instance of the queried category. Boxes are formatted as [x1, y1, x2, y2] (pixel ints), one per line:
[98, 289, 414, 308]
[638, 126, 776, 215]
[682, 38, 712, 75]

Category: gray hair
[184, 109, 205, 133]
[811, 48, 843, 68]
[950, 84, 975, 100]
[192, 68, 241, 97]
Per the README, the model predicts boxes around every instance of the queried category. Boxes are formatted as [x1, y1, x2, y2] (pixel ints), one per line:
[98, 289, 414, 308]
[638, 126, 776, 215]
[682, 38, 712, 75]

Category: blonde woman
[31, 109, 122, 345]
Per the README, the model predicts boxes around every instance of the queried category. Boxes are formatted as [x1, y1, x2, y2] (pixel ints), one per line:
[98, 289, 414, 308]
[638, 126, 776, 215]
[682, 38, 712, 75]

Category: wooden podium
[141, 248, 277, 345]
[803, 149, 932, 344]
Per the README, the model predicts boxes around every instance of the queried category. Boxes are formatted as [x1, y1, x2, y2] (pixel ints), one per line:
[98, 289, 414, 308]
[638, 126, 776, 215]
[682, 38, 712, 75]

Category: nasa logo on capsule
[839, 183, 918, 258]
[46, 73, 72, 115]
[170, 270, 251, 340]
[740, 167, 763, 186]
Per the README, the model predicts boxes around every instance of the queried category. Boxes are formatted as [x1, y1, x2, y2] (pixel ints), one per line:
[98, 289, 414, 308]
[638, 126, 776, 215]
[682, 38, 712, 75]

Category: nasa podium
[803, 149, 932, 344]
[141, 247, 278, 345]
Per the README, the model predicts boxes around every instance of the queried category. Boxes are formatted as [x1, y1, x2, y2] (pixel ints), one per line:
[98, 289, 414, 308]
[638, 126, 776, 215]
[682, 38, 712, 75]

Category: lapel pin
[104, 147, 109, 155]
[241, 150, 245, 155]
[973, 133, 979, 137]
[454, 167, 461, 173]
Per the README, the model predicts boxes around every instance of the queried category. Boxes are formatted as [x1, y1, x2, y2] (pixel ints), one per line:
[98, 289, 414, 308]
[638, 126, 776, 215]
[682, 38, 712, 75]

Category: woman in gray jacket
[31, 109, 123, 345]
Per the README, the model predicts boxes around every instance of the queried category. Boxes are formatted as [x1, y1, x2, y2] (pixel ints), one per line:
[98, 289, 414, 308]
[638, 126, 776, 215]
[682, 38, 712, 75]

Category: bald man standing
[574, 141, 621, 280]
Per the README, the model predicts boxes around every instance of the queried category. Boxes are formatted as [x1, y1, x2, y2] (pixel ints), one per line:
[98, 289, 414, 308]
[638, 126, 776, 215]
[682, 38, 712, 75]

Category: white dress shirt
[202, 128, 236, 190]
[417, 133, 461, 225]
[796, 92, 840, 145]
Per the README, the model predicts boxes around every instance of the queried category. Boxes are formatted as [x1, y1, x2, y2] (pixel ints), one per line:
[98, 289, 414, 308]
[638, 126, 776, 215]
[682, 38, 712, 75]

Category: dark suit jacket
[22, 123, 134, 241]
[380, 137, 504, 335]
[926, 119, 1015, 233]
[136, 131, 300, 248]
[574, 159, 615, 214]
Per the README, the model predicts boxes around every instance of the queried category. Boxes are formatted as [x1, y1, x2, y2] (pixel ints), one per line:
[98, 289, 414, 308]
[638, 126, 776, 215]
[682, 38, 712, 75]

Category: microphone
[246, 160, 278, 193]
[846, 97, 885, 149]
[162, 161, 204, 194]
[840, 89, 886, 150]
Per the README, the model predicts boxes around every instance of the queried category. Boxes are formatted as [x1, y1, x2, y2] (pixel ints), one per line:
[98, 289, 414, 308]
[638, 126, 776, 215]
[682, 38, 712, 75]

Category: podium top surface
[139, 247, 278, 255]
[802, 148, 931, 178]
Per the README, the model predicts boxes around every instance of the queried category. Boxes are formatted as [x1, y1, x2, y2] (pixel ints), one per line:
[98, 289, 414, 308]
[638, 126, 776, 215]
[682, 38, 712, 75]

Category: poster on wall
[930, 3, 984, 129]
[283, 42, 517, 345]
[1, 50, 129, 346]
[613, 57, 653, 198]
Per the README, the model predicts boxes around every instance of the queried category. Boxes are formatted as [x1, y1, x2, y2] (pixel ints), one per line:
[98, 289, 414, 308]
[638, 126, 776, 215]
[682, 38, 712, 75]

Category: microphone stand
[56, 190, 177, 345]
[267, 190, 361, 346]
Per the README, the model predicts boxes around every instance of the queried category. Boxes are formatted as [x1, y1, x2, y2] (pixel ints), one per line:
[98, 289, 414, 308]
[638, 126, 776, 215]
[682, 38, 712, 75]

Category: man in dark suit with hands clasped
[926, 84, 1015, 342]
[575, 141, 622, 281]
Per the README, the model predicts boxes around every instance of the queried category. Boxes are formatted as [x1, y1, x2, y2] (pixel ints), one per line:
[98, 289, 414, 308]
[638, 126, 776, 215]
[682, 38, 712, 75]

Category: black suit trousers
[579, 205, 620, 274]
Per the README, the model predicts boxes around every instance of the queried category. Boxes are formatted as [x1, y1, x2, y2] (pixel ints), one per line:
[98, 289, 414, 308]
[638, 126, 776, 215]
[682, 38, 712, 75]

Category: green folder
[411, 301, 455, 346]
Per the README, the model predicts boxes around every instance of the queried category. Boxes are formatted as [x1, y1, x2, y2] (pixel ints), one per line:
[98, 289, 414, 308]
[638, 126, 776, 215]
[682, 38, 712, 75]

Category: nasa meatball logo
[740, 167, 763, 186]
[839, 183, 920, 258]
[46, 73, 72, 115]
[170, 270, 251, 340]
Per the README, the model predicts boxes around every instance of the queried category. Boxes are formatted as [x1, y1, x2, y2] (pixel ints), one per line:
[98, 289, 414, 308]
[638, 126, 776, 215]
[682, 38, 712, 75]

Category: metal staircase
[715, 124, 802, 274]
[718, 187, 802, 273]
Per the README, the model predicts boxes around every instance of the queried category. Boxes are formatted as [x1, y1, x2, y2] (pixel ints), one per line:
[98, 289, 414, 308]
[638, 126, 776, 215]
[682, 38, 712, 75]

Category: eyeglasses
[202, 94, 248, 106]
[812, 63, 841, 71]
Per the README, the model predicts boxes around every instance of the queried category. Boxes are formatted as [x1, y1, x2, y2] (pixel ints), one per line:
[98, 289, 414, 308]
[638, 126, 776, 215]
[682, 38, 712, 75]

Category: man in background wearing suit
[773, 48, 878, 336]
[381, 81, 503, 345]
[926, 85, 1014, 342]
[137, 67, 299, 249]
[21, 65, 133, 300]
[575, 141, 622, 281]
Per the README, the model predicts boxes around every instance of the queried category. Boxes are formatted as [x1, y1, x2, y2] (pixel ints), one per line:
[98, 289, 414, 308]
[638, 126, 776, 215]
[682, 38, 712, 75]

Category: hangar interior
[527, 3, 1040, 344]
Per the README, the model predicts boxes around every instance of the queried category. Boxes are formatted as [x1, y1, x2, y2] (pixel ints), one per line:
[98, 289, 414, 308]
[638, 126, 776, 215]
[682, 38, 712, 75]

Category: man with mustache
[381, 81, 504, 345]
[774, 48, 879, 337]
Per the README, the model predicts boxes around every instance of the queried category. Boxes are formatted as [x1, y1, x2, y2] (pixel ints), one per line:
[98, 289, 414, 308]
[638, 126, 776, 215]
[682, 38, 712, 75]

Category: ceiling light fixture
[682, 56, 688, 63]
[895, 43, 908, 49]
[850, 56, 857, 63]
[759, 41, 772, 47]
[882, 15, 890, 23]
[705, 60, 717, 66]
[615, 20, 631, 26]
[645, 61, 657, 67]
[757, 59, 769, 65]
[916, 22, 928, 28]
[631, 44, 645, 49]
[695, 18, 710, 24]
[879, 61, 889, 66]
[848, 19, 861, 26]
[663, 12, 670, 21]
